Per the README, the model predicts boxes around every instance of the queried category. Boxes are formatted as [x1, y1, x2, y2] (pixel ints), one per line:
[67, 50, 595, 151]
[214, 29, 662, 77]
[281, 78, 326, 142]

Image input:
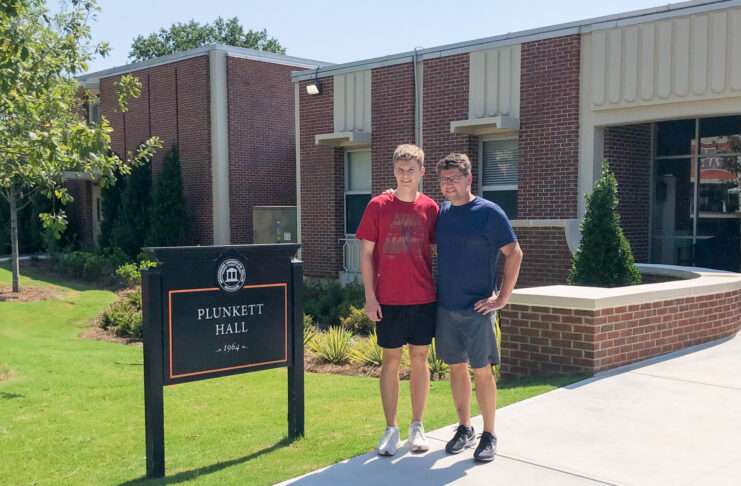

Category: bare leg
[449, 363, 472, 426]
[473, 366, 497, 434]
[408, 344, 430, 423]
[380, 347, 402, 427]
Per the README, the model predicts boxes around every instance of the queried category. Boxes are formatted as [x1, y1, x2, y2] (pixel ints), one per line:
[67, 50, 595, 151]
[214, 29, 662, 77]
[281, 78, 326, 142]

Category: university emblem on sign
[217, 258, 246, 292]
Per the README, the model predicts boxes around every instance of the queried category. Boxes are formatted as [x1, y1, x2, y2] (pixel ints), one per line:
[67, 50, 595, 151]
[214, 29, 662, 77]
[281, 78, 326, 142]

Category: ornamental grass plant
[350, 330, 383, 366]
[308, 326, 354, 364]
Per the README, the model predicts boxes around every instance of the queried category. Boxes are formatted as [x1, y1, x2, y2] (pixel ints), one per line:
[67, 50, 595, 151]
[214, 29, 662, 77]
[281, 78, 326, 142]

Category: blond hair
[392, 144, 424, 168]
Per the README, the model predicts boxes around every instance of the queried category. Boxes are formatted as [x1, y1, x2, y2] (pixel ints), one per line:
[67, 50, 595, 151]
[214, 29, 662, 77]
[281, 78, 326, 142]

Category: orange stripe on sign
[167, 284, 288, 379]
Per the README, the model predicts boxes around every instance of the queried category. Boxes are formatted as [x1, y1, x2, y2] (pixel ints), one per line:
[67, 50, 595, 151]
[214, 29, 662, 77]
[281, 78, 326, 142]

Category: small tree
[110, 162, 152, 259]
[98, 171, 126, 248]
[146, 146, 190, 247]
[568, 161, 642, 287]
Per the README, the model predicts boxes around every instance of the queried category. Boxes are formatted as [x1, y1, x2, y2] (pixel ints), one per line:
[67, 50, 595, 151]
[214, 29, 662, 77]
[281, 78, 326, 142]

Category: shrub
[99, 172, 126, 248]
[303, 279, 364, 327]
[303, 325, 317, 346]
[146, 146, 190, 247]
[115, 260, 156, 287]
[350, 331, 383, 366]
[339, 306, 375, 336]
[110, 162, 152, 259]
[308, 326, 354, 364]
[52, 248, 130, 281]
[427, 339, 449, 380]
[100, 289, 142, 339]
[568, 160, 642, 288]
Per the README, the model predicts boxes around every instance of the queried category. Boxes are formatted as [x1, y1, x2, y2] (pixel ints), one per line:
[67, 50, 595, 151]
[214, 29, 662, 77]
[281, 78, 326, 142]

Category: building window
[88, 95, 100, 124]
[345, 149, 371, 234]
[480, 137, 518, 218]
[652, 115, 741, 272]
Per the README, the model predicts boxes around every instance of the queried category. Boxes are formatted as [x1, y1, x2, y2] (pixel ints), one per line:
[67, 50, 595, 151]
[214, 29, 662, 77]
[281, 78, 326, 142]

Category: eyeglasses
[439, 175, 465, 185]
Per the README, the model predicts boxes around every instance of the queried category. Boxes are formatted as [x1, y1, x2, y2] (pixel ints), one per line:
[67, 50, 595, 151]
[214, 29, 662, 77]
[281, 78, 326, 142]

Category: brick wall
[500, 290, 741, 377]
[298, 76, 345, 277]
[513, 225, 573, 287]
[99, 55, 213, 245]
[64, 179, 94, 245]
[371, 63, 415, 194]
[422, 53, 478, 202]
[604, 124, 652, 263]
[227, 58, 297, 244]
[518, 35, 581, 219]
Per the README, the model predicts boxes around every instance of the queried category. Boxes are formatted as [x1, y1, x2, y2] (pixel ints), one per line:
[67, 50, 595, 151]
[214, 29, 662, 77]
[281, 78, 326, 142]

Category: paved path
[278, 334, 741, 485]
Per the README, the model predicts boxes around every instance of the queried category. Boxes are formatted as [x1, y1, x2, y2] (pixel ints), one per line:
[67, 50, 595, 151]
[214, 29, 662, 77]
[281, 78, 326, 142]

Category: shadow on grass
[0, 260, 109, 292]
[118, 437, 295, 485]
[0, 392, 23, 400]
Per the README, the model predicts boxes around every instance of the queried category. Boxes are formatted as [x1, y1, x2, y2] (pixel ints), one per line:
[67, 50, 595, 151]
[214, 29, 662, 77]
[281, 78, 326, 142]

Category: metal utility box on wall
[253, 206, 297, 244]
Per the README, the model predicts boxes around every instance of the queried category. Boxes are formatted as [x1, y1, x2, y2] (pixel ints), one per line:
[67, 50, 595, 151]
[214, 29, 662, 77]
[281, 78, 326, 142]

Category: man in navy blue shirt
[435, 153, 523, 463]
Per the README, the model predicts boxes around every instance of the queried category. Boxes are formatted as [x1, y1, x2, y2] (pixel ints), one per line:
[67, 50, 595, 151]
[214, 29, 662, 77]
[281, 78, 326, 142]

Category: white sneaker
[377, 426, 401, 456]
[407, 421, 430, 452]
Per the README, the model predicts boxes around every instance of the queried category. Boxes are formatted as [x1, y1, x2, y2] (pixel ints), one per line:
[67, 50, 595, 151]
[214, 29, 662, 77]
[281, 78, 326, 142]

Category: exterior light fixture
[306, 81, 322, 95]
[306, 66, 322, 95]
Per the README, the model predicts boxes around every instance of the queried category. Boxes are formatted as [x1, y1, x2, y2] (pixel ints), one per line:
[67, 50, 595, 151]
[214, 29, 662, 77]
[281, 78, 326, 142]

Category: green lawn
[0, 265, 584, 485]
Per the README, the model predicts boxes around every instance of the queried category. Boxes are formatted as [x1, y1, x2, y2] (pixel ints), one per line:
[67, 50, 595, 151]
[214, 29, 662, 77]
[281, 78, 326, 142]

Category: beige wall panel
[500, 48, 512, 115]
[608, 30, 622, 104]
[710, 12, 727, 93]
[624, 26, 638, 102]
[640, 23, 655, 100]
[333, 71, 372, 133]
[674, 17, 690, 96]
[334, 75, 345, 130]
[657, 21, 672, 99]
[692, 15, 709, 95]
[587, 8, 740, 111]
[592, 31, 606, 105]
[468, 45, 520, 120]
[731, 9, 741, 90]
[470, 50, 486, 118]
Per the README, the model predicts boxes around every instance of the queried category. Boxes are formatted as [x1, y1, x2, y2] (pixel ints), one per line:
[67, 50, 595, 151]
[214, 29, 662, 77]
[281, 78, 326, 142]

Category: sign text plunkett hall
[141, 244, 303, 479]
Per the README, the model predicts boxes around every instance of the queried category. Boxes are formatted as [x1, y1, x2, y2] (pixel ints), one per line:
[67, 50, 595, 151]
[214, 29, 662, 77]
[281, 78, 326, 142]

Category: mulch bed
[0, 285, 64, 302]
[304, 354, 410, 379]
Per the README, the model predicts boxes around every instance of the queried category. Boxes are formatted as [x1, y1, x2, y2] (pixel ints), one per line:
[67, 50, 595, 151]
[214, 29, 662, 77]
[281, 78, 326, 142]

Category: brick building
[71, 45, 329, 246]
[293, 0, 741, 286]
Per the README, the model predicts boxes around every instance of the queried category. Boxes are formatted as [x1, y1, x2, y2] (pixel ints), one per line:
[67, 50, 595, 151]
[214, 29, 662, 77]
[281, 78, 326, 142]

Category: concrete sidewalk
[278, 334, 741, 486]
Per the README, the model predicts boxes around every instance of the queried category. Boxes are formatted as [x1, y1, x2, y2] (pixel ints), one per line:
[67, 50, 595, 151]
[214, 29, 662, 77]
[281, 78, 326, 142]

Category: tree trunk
[9, 185, 20, 293]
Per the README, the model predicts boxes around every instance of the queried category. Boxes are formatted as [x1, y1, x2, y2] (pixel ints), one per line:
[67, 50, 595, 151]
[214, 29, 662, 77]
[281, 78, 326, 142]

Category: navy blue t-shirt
[436, 197, 517, 310]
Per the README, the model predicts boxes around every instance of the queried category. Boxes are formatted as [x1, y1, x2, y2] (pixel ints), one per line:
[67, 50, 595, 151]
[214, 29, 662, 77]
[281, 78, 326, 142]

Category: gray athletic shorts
[435, 306, 500, 369]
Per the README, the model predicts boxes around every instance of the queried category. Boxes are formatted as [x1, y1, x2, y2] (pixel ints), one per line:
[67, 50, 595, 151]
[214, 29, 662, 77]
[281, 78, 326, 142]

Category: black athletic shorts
[376, 302, 436, 349]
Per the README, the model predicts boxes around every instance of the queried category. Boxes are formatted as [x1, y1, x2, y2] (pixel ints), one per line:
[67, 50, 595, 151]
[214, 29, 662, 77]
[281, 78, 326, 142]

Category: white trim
[509, 264, 741, 310]
[295, 82, 302, 259]
[451, 116, 520, 135]
[344, 149, 372, 236]
[210, 49, 231, 245]
[291, 0, 740, 82]
[315, 131, 372, 148]
[78, 44, 330, 89]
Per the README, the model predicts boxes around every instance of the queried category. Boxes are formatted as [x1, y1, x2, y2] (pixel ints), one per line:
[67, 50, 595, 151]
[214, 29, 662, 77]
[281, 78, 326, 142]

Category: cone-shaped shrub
[110, 162, 151, 259]
[146, 146, 190, 247]
[568, 160, 642, 287]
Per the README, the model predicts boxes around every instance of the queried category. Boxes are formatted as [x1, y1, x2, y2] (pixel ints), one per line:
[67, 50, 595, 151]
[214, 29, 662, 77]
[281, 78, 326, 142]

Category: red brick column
[518, 35, 581, 219]
[298, 77, 345, 278]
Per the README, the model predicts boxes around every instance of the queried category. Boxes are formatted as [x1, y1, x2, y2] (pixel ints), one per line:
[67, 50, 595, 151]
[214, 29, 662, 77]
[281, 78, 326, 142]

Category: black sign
[141, 244, 304, 478]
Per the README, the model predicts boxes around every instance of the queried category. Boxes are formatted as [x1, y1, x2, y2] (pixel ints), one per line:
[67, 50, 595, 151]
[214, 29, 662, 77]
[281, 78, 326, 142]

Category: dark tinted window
[346, 194, 371, 234]
[656, 119, 695, 156]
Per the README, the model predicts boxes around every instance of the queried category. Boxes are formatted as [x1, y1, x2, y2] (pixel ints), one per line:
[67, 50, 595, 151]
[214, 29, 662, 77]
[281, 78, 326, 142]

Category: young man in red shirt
[355, 144, 439, 456]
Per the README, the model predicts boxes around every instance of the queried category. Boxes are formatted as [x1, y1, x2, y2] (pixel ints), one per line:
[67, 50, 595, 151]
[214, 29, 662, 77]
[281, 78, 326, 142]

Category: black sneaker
[473, 431, 497, 463]
[445, 424, 475, 454]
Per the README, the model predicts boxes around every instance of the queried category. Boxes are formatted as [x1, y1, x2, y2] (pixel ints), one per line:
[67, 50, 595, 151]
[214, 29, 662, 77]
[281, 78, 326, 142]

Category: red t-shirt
[355, 193, 438, 305]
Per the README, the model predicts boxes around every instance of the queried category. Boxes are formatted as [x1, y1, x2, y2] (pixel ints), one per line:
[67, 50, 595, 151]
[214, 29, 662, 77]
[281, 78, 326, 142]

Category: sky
[47, 0, 677, 74]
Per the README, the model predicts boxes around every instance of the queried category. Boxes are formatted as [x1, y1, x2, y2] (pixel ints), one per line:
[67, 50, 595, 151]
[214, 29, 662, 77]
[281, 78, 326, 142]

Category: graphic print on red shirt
[355, 193, 438, 305]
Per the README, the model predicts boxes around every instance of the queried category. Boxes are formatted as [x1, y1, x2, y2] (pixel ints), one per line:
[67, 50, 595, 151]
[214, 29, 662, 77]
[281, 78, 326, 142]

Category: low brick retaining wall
[500, 265, 741, 377]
